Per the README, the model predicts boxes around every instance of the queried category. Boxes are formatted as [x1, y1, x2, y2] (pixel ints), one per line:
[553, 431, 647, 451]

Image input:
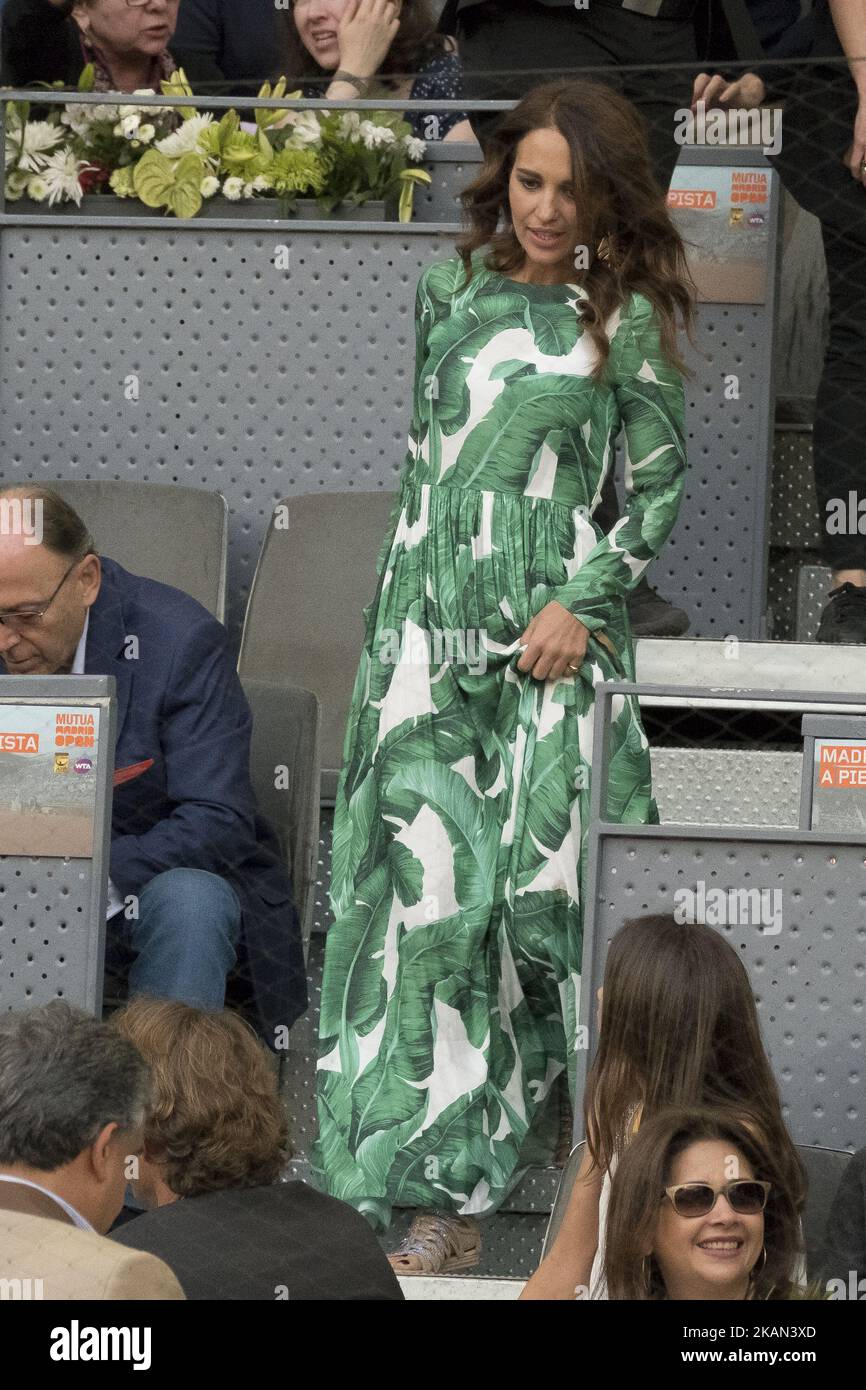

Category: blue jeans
[106, 868, 242, 1010]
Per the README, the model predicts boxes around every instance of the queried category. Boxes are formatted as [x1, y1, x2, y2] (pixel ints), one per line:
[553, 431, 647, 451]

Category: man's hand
[691, 72, 766, 112]
[516, 602, 589, 683]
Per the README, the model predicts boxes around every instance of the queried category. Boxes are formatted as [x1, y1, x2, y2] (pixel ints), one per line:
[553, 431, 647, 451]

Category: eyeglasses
[663, 1180, 771, 1219]
[0, 558, 80, 631]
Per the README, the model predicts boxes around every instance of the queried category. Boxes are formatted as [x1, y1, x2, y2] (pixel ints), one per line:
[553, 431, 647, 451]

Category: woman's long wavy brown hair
[605, 1106, 805, 1301]
[277, 0, 451, 89]
[584, 916, 806, 1218]
[112, 999, 292, 1198]
[455, 78, 698, 383]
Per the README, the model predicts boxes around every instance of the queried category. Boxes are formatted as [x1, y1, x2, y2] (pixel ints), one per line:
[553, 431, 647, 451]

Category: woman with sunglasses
[522, 914, 807, 1298]
[2, 0, 179, 92]
[604, 1107, 806, 1301]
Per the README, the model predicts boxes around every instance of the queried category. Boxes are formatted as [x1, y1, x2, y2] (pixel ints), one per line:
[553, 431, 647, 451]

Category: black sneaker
[815, 583, 866, 644]
[628, 578, 691, 637]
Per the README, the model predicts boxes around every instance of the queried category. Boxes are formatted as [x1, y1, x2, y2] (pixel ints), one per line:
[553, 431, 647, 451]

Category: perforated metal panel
[582, 829, 866, 1149]
[0, 214, 776, 640]
[768, 552, 806, 642]
[797, 564, 833, 641]
[650, 748, 801, 827]
[0, 857, 99, 1010]
[772, 428, 823, 549]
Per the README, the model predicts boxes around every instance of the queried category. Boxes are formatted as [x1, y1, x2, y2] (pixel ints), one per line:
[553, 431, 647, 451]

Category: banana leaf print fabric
[311, 248, 686, 1231]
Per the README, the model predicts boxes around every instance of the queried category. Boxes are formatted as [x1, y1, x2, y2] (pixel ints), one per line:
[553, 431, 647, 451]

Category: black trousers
[769, 63, 866, 574]
[454, 0, 699, 543]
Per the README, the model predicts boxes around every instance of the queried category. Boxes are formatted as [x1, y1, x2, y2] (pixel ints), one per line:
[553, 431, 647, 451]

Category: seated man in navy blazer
[0, 485, 307, 1040]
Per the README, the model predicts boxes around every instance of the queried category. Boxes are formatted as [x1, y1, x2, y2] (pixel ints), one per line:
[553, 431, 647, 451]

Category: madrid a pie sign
[811, 738, 866, 831]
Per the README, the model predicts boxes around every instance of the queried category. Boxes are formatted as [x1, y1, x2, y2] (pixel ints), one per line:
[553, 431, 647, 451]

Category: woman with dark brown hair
[312, 81, 697, 1275]
[278, 0, 473, 142]
[109, 1000, 402, 1300]
[604, 1107, 806, 1301]
[522, 915, 807, 1298]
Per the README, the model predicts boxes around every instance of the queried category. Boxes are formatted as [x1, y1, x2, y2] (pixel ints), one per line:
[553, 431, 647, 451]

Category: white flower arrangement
[3, 67, 431, 220]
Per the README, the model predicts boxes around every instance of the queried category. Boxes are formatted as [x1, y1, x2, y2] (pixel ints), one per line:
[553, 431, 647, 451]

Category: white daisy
[338, 111, 362, 142]
[4, 169, 30, 201]
[200, 175, 219, 197]
[155, 113, 215, 156]
[61, 103, 119, 135]
[285, 110, 321, 149]
[13, 120, 65, 172]
[222, 176, 244, 201]
[122, 92, 166, 118]
[116, 113, 141, 139]
[404, 135, 426, 160]
[38, 149, 87, 206]
[359, 121, 396, 150]
[26, 175, 50, 202]
[244, 173, 270, 195]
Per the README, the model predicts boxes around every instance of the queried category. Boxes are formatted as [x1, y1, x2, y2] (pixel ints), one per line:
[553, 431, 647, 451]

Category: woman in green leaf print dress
[311, 75, 697, 1272]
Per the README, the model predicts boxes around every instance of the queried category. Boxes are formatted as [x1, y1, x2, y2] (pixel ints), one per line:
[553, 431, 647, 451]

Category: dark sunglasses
[662, 1179, 771, 1218]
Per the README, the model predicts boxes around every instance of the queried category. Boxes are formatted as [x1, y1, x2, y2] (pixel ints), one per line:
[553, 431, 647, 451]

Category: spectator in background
[692, 0, 866, 642]
[820, 1146, 865, 1296]
[278, 0, 474, 143]
[0, 1002, 184, 1300]
[441, 0, 700, 183]
[604, 1107, 806, 1300]
[170, 0, 279, 94]
[1, 0, 179, 91]
[0, 486, 307, 1041]
[521, 914, 807, 1299]
[110, 999, 404, 1300]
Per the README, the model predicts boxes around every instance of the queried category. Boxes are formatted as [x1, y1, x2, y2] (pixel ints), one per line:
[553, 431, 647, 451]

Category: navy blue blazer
[85, 557, 307, 1038]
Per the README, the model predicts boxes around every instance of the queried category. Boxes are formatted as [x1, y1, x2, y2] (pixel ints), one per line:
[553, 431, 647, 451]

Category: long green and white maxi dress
[312, 248, 686, 1231]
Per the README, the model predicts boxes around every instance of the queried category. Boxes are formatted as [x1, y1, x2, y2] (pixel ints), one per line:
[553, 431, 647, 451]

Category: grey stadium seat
[241, 677, 321, 963]
[238, 491, 396, 802]
[49, 480, 228, 621]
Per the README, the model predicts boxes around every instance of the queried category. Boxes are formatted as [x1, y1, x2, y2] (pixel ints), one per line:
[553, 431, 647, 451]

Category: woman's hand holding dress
[517, 602, 589, 683]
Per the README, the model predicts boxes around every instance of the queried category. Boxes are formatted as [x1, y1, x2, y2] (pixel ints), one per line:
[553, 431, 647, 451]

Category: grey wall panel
[1, 215, 774, 641]
[582, 830, 865, 1150]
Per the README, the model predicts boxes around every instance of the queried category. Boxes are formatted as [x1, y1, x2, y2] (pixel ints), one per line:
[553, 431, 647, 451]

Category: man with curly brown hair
[109, 999, 403, 1300]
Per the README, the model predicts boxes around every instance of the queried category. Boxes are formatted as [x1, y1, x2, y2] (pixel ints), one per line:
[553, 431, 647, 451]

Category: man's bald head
[0, 487, 101, 676]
